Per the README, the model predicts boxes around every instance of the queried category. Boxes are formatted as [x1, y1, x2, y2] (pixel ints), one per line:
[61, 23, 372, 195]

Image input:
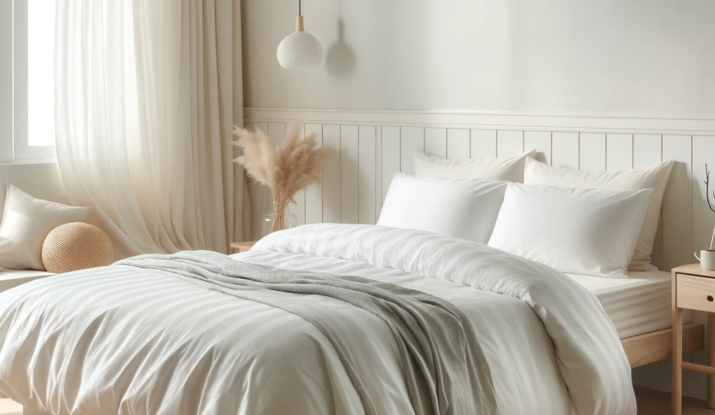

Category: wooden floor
[634, 387, 715, 415]
[0, 387, 713, 415]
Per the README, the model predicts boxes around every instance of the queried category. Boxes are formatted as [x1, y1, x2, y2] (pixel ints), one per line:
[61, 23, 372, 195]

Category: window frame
[8, 0, 57, 163]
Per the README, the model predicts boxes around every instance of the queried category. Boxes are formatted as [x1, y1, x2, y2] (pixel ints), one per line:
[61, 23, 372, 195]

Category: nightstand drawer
[677, 274, 715, 312]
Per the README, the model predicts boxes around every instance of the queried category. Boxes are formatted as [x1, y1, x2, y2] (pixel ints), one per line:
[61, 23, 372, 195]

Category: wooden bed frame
[623, 322, 704, 368]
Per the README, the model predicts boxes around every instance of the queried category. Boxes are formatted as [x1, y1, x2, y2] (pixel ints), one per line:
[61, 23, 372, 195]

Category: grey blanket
[117, 251, 496, 415]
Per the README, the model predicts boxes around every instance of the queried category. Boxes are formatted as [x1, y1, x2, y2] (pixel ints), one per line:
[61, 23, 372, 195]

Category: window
[0, 0, 57, 163]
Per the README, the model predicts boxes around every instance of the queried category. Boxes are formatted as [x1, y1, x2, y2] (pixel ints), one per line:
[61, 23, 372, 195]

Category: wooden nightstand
[230, 241, 257, 253]
[672, 264, 715, 414]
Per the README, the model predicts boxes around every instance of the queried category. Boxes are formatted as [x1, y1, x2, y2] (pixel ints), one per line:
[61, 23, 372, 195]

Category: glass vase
[261, 202, 297, 237]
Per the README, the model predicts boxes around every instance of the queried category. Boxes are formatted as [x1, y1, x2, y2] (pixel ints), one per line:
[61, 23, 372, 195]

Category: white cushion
[524, 158, 674, 270]
[488, 183, 652, 277]
[378, 173, 508, 244]
[414, 150, 535, 182]
[0, 185, 92, 270]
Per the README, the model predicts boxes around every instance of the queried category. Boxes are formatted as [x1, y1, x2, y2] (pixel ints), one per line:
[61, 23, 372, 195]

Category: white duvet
[0, 224, 636, 415]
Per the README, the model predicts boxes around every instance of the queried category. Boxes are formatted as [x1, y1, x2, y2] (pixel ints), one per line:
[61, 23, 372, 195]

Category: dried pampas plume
[232, 125, 331, 232]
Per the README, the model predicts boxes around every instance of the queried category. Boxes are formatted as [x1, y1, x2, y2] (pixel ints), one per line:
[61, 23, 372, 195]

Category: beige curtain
[55, 0, 249, 257]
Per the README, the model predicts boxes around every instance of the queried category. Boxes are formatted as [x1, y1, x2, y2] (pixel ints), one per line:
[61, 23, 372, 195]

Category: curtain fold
[55, 0, 247, 258]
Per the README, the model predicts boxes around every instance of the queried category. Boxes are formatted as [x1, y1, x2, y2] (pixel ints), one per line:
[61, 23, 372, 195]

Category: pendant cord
[299, 0, 302, 16]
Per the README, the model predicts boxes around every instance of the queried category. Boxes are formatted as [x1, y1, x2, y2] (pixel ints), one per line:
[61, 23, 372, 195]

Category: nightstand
[672, 264, 715, 414]
[230, 241, 257, 253]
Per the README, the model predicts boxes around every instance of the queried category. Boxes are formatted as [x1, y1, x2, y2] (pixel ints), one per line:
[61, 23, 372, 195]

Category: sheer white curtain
[54, 0, 248, 257]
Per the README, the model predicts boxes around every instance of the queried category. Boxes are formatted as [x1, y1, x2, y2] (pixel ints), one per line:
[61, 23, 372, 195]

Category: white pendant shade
[277, 16, 323, 68]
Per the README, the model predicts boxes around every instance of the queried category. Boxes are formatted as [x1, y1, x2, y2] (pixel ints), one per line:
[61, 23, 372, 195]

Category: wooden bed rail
[623, 323, 704, 368]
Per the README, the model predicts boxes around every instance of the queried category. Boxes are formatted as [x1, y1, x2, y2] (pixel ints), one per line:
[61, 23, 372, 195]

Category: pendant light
[277, 0, 323, 68]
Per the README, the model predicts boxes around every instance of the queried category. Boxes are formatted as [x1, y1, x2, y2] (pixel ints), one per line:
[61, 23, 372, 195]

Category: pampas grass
[233, 125, 331, 232]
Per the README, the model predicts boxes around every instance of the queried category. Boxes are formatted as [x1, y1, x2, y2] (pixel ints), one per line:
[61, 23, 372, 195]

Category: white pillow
[524, 158, 674, 271]
[488, 183, 652, 277]
[414, 150, 535, 182]
[378, 173, 508, 244]
[0, 185, 92, 270]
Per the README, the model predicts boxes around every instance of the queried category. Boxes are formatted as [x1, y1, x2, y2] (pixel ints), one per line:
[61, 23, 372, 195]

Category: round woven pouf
[42, 222, 114, 273]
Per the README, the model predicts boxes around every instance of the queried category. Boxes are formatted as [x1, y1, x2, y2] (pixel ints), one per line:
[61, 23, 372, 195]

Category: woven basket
[42, 222, 114, 273]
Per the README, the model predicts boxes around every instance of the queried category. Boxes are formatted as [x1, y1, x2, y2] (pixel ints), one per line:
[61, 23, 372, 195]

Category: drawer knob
[708, 296, 714, 302]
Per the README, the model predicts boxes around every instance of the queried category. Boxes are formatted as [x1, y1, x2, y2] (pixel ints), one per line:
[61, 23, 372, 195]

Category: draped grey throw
[117, 250, 497, 415]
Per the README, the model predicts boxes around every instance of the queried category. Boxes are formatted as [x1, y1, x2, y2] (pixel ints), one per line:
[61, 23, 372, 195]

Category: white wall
[0, 162, 69, 211]
[242, 0, 715, 117]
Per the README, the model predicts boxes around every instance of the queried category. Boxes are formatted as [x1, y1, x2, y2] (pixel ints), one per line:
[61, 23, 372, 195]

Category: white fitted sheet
[567, 270, 689, 339]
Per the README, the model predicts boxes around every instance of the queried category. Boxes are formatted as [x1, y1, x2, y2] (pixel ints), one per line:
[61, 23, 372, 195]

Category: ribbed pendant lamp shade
[277, 2, 323, 68]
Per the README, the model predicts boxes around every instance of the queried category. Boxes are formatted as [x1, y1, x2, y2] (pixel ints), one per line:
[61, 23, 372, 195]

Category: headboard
[244, 108, 715, 274]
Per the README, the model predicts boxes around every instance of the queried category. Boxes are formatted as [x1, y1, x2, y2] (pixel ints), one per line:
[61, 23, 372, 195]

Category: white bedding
[0, 224, 636, 415]
[568, 270, 688, 339]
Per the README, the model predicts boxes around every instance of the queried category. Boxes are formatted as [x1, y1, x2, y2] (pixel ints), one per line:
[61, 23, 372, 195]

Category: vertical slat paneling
[497, 130, 524, 158]
[552, 132, 579, 168]
[286, 123, 306, 225]
[524, 131, 551, 165]
[267, 123, 286, 210]
[634, 134, 662, 168]
[244, 121, 268, 240]
[267, 123, 285, 143]
[425, 128, 447, 157]
[304, 124, 324, 224]
[447, 129, 470, 160]
[580, 133, 606, 171]
[607, 134, 633, 171]
[381, 127, 400, 202]
[266, 123, 286, 234]
[691, 135, 715, 383]
[340, 126, 359, 224]
[634, 134, 663, 269]
[471, 130, 497, 159]
[375, 127, 383, 219]
[693, 136, 715, 257]
[358, 126, 377, 224]
[400, 127, 425, 174]
[322, 125, 341, 223]
[662, 135, 692, 271]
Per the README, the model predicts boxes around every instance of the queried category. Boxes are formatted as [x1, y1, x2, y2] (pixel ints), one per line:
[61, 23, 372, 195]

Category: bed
[569, 271, 704, 368]
[0, 223, 639, 415]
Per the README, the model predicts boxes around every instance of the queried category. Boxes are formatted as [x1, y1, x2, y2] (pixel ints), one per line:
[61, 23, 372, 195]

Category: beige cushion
[0, 184, 92, 270]
[42, 222, 114, 273]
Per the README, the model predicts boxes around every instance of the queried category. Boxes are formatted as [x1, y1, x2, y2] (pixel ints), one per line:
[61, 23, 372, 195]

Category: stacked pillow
[379, 150, 674, 277]
[487, 184, 652, 277]
[378, 173, 508, 245]
[414, 150, 535, 182]
[522, 158, 674, 271]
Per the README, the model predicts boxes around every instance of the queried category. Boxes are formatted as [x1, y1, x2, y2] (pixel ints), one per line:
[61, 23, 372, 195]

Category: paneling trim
[245, 108, 715, 136]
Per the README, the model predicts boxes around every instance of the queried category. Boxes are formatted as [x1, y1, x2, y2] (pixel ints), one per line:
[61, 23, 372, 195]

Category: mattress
[567, 270, 689, 339]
